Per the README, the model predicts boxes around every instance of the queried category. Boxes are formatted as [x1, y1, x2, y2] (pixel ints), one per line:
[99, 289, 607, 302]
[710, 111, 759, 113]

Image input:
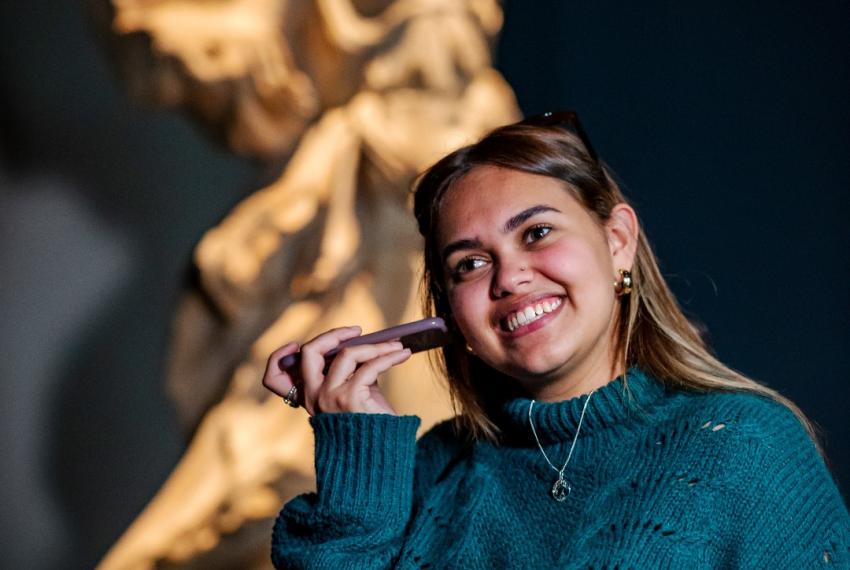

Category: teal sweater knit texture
[272, 370, 850, 568]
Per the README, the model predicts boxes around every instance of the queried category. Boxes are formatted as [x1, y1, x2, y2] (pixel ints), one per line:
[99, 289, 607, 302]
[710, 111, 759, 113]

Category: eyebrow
[503, 205, 561, 233]
[441, 204, 561, 261]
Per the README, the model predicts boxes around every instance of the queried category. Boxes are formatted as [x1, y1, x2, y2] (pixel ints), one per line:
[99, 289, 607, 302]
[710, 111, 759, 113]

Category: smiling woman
[262, 114, 850, 568]
[436, 166, 636, 403]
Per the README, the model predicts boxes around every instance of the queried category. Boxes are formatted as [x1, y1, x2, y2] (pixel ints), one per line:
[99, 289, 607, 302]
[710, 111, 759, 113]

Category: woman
[263, 112, 850, 568]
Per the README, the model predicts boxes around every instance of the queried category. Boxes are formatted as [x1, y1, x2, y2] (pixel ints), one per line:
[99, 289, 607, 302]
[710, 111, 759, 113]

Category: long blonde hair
[412, 121, 817, 445]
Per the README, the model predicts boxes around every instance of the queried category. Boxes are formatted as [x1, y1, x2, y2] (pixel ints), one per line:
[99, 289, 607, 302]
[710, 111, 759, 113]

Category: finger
[322, 341, 404, 392]
[301, 325, 363, 356]
[346, 348, 412, 391]
[299, 326, 361, 414]
[262, 341, 299, 397]
[321, 349, 412, 414]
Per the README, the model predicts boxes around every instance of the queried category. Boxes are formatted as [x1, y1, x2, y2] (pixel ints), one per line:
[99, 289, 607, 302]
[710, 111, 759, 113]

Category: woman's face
[436, 165, 637, 397]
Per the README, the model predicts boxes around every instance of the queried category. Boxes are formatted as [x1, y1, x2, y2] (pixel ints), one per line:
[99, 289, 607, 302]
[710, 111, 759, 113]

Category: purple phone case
[277, 317, 449, 372]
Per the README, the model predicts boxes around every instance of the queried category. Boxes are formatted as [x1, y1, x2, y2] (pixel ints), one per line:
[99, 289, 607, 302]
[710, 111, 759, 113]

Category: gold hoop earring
[466, 343, 476, 354]
[614, 269, 633, 296]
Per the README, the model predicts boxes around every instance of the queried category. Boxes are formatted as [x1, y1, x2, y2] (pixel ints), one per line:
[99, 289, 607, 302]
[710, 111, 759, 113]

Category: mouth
[499, 296, 563, 333]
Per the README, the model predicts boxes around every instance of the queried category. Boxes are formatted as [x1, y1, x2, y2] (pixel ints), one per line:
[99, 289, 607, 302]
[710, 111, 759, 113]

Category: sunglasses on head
[519, 110, 599, 164]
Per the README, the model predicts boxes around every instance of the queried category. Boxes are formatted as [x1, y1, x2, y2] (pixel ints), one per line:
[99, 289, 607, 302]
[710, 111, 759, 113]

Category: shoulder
[651, 387, 850, 564]
[652, 386, 840, 499]
[658, 387, 813, 451]
[415, 417, 467, 464]
[413, 418, 471, 494]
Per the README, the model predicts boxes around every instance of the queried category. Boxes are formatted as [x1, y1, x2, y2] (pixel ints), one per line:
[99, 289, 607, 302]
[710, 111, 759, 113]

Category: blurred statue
[92, 0, 519, 567]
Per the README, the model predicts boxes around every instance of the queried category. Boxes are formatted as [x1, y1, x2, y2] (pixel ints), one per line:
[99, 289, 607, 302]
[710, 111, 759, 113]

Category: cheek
[447, 283, 489, 335]
[536, 238, 613, 289]
[562, 248, 618, 318]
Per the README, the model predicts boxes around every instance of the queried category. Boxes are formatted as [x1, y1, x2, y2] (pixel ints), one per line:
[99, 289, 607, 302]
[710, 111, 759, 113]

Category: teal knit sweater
[272, 370, 850, 568]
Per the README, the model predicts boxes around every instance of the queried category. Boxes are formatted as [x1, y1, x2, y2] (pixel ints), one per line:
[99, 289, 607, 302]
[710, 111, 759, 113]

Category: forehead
[436, 166, 585, 243]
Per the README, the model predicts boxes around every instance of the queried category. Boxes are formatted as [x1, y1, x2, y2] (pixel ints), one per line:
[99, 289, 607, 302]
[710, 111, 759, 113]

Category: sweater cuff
[310, 413, 421, 519]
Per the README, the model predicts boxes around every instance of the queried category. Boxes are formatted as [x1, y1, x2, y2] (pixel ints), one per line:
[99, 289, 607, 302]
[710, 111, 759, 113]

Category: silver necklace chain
[528, 390, 595, 502]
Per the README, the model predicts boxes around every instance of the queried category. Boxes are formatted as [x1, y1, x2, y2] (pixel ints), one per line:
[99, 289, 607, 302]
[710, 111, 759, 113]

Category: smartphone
[278, 317, 450, 372]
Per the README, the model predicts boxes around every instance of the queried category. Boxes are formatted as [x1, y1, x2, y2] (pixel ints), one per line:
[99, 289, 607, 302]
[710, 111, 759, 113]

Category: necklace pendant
[551, 476, 570, 502]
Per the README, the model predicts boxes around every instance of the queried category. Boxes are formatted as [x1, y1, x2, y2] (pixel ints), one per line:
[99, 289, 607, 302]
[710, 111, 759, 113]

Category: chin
[503, 349, 574, 382]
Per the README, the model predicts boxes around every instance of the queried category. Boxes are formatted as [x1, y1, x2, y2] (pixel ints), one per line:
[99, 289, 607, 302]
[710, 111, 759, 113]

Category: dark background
[1, 1, 847, 568]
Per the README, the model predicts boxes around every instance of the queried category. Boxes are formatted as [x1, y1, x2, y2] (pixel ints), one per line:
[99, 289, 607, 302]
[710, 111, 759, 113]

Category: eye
[452, 256, 487, 277]
[524, 224, 552, 243]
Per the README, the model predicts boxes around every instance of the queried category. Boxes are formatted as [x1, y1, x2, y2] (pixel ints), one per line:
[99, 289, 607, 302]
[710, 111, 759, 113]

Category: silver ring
[282, 385, 299, 408]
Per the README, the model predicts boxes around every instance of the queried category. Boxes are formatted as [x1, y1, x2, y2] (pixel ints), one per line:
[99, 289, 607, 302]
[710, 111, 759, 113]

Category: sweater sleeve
[728, 401, 850, 568]
[271, 413, 421, 570]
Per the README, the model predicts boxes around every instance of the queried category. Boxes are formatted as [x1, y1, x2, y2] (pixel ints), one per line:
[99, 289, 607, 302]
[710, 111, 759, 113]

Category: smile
[503, 297, 562, 332]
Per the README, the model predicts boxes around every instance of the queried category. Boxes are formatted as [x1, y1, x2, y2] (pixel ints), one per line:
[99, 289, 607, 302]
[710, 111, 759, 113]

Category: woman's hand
[262, 326, 412, 415]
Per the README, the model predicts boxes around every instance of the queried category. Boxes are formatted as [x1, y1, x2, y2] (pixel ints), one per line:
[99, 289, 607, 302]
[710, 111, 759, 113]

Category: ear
[604, 203, 639, 271]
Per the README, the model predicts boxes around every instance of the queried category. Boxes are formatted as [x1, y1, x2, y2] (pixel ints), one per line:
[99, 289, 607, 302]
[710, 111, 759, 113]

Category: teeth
[505, 298, 562, 332]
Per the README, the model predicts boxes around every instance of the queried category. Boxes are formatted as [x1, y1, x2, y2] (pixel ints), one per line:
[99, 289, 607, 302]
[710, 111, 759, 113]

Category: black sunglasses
[519, 111, 599, 164]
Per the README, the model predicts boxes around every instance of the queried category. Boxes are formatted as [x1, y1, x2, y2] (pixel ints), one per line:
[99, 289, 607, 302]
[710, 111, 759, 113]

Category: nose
[491, 257, 532, 298]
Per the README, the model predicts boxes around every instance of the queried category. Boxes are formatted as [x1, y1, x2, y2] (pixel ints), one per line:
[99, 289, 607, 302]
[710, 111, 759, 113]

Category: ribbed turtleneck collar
[496, 368, 666, 446]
